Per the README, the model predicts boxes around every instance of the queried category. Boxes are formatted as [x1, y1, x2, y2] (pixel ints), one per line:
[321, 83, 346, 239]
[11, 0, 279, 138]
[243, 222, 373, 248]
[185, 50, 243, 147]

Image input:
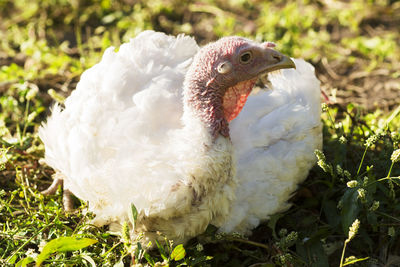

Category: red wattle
[223, 79, 256, 121]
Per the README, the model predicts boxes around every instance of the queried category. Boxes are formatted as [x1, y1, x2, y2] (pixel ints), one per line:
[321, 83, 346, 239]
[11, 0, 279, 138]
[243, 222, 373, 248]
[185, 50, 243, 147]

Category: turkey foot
[41, 174, 74, 211]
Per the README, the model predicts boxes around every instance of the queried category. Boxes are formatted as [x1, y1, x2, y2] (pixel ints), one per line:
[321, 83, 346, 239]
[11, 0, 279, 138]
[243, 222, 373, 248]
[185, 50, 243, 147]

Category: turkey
[39, 31, 322, 245]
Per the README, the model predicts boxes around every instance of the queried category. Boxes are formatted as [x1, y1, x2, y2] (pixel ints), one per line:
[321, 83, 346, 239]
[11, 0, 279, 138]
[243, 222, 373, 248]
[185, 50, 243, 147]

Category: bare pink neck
[184, 79, 230, 139]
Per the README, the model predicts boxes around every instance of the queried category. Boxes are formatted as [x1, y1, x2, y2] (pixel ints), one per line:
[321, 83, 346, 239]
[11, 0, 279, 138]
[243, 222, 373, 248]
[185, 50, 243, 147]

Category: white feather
[222, 59, 322, 233]
[39, 31, 321, 242]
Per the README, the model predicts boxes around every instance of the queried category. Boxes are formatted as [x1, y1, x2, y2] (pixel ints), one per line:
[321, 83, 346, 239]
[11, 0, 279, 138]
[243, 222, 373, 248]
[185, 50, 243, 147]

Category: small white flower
[279, 228, 288, 237]
[365, 135, 379, 147]
[122, 221, 130, 242]
[343, 170, 352, 179]
[339, 136, 347, 144]
[357, 188, 366, 202]
[26, 248, 38, 259]
[363, 177, 369, 186]
[347, 180, 358, 188]
[215, 233, 224, 239]
[26, 86, 39, 100]
[231, 232, 243, 238]
[336, 165, 343, 176]
[370, 201, 379, 211]
[38, 240, 47, 252]
[388, 226, 396, 237]
[196, 243, 204, 252]
[391, 149, 400, 163]
[286, 231, 298, 243]
[344, 256, 357, 264]
[315, 149, 326, 161]
[347, 219, 360, 242]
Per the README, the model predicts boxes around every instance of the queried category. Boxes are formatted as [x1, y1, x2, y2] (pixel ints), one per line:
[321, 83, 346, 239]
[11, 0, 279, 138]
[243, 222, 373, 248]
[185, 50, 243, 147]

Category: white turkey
[39, 31, 322, 245]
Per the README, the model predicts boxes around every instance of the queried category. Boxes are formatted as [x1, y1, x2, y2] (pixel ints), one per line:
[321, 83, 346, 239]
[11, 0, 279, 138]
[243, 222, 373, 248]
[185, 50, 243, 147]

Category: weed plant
[0, 0, 399, 266]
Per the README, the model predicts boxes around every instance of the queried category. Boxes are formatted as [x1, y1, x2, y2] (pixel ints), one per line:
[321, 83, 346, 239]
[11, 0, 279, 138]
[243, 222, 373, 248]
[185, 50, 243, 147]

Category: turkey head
[183, 37, 295, 138]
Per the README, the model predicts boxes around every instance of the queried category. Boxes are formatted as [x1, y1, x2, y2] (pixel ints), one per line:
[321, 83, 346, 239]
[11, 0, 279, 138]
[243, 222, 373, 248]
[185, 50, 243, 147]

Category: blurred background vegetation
[0, 0, 400, 266]
[1, 0, 399, 110]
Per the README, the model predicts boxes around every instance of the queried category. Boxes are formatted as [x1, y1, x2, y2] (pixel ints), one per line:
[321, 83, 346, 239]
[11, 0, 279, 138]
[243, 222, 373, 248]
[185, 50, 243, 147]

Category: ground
[0, 0, 399, 266]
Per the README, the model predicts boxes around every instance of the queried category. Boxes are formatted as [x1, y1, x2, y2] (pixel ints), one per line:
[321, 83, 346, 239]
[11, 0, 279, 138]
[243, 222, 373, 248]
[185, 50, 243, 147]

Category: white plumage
[39, 31, 322, 244]
[224, 62, 322, 233]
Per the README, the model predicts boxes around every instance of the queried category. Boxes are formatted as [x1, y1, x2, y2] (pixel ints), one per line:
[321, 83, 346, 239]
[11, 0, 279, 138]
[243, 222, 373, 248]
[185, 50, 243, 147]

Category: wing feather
[39, 31, 199, 222]
[224, 59, 322, 233]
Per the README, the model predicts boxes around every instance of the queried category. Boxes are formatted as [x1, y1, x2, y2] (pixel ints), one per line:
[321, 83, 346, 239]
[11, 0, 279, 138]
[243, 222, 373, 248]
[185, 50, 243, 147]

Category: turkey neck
[177, 74, 236, 230]
[179, 56, 236, 200]
[183, 75, 230, 140]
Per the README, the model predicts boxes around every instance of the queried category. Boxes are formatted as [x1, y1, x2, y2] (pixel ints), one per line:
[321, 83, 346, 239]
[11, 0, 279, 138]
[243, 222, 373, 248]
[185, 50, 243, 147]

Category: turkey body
[39, 31, 322, 244]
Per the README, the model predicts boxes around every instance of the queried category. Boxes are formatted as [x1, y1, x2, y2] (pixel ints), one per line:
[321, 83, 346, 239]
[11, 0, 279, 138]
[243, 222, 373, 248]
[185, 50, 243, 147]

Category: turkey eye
[239, 51, 252, 64]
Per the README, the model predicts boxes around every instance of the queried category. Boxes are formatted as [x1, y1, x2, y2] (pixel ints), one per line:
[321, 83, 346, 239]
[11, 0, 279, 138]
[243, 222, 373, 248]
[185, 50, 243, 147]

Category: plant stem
[339, 240, 348, 267]
[366, 176, 400, 187]
[228, 237, 271, 252]
[357, 146, 368, 176]
[6, 223, 53, 263]
[375, 211, 400, 223]
[101, 241, 122, 258]
[387, 162, 395, 179]
[20, 98, 31, 146]
[385, 105, 400, 127]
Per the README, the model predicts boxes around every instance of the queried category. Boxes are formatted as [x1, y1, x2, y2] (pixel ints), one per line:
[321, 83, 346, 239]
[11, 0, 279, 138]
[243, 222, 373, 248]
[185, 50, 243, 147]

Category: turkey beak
[259, 50, 296, 74]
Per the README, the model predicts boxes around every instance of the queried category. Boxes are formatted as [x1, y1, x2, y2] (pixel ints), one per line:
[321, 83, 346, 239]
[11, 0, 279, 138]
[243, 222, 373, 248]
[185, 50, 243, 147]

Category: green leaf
[144, 252, 155, 266]
[134, 242, 142, 261]
[6, 254, 17, 264]
[129, 203, 138, 227]
[343, 256, 369, 266]
[155, 240, 168, 261]
[322, 200, 340, 227]
[15, 257, 35, 267]
[296, 239, 329, 267]
[47, 89, 65, 104]
[367, 212, 377, 227]
[267, 213, 284, 240]
[36, 236, 98, 266]
[341, 189, 360, 234]
[188, 255, 213, 265]
[170, 244, 186, 261]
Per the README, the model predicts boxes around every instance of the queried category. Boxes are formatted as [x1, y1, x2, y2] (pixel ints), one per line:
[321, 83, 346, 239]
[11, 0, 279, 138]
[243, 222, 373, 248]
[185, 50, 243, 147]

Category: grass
[0, 0, 399, 266]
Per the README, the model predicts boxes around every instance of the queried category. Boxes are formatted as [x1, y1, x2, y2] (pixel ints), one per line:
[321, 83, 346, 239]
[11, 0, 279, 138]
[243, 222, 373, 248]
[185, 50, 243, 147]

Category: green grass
[1, 0, 399, 266]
